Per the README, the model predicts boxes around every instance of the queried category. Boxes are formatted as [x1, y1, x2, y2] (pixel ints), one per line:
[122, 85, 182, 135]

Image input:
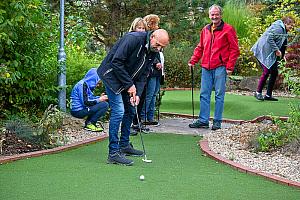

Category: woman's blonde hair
[129, 17, 147, 32]
[143, 14, 160, 31]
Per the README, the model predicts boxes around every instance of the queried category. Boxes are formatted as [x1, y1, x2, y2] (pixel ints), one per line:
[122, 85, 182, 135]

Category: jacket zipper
[116, 54, 145, 94]
[209, 31, 214, 70]
[131, 54, 146, 79]
[136, 45, 142, 57]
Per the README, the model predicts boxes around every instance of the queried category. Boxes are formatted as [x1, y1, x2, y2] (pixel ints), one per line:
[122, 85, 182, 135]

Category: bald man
[98, 29, 169, 166]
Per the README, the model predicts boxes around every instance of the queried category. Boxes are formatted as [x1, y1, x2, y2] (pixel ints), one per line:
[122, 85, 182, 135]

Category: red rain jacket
[189, 21, 240, 71]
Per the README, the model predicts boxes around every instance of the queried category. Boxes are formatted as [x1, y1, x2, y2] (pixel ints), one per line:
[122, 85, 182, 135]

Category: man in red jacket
[188, 4, 240, 130]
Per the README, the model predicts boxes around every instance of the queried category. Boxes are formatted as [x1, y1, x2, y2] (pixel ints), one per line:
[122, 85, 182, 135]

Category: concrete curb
[199, 140, 300, 189]
[0, 133, 108, 164]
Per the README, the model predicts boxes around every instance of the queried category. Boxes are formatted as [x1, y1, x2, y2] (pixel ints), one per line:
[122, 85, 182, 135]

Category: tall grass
[222, 1, 253, 39]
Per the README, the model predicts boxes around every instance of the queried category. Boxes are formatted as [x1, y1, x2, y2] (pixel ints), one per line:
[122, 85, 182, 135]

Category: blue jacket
[97, 31, 157, 96]
[70, 68, 101, 111]
[251, 20, 288, 69]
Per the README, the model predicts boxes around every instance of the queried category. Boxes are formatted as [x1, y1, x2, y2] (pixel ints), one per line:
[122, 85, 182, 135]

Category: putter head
[142, 155, 152, 163]
[142, 158, 152, 163]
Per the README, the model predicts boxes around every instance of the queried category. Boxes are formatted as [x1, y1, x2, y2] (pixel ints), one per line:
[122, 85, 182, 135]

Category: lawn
[160, 90, 299, 120]
[0, 134, 299, 200]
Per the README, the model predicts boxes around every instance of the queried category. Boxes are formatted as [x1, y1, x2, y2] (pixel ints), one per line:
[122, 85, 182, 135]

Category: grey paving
[147, 116, 234, 136]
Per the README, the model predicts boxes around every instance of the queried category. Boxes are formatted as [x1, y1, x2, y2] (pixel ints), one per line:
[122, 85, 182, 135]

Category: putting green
[160, 90, 298, 120]
[0, 134, 299, 200]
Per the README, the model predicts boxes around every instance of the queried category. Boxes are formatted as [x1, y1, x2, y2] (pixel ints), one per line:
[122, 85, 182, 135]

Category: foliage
[257, 104, 300, 152]
[5, 116, 38, 144]
[164, 41, 201, 88]
[223, 1, 253, 39]
[37, 104, 65, 146]
[88, 0, 216, 49]
[0, 0, 58, 115]
[3, 104, 65, 146]
[279, 61, 300, 96]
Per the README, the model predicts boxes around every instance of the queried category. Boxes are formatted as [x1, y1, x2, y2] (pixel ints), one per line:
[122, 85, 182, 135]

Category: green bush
[37, 104, 65, 146]
[257, 104, 300, 152]
[164, 41, 201, 88]
[5, 116, 38, 144]
[0, 0, 58, 115]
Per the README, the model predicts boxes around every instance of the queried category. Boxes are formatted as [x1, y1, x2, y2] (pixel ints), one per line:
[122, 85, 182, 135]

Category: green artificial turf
[160, 90, 299, 120]
[0, 134, 299, 200]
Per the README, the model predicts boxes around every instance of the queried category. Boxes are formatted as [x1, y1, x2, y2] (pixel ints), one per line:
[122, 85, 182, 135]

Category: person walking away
[70, 68, 109, 132]
[98, 29, 169, 166]
[252, 16, 294, 101]
[188, 4, 240, 130]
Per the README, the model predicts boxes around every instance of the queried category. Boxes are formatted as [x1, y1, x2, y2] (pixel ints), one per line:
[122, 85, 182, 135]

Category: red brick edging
[199, 140, 300, 189]
[0, 134, 108, 164]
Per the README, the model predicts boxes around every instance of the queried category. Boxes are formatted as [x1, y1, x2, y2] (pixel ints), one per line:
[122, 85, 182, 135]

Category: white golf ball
[139, 175, 145, 181]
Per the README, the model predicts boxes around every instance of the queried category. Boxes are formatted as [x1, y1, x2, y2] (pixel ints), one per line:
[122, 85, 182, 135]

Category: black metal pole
[191, 67, 195, 122]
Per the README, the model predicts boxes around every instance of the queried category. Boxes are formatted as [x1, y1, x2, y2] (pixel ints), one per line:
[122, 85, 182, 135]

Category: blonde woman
[129, 17, 147, 32]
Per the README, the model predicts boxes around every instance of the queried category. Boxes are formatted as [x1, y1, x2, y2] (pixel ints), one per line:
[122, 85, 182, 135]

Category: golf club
[191, 66, 195, 123]
[135, 104, 152, 163]
[156, 89, 160, 124]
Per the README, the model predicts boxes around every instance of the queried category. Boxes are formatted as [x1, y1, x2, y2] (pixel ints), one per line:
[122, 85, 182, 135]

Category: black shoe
[212, 120, 221, 130]
[254, 92, 264, 101]
[107, 152, 134, 166]
[188, 120, 209, 129]
[264, 95, 278, 101]
[120, 144, 144, 157]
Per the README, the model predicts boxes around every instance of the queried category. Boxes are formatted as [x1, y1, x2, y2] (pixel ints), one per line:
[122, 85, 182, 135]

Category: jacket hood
[83, 68, 100, 90]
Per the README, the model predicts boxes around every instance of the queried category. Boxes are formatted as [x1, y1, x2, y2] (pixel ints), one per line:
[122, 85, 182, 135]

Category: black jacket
[97, 31, 157, 96]
[149, 54, 162, 77]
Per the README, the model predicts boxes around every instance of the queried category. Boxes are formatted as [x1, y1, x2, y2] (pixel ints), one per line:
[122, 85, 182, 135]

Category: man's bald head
[149, 29, 169, 52]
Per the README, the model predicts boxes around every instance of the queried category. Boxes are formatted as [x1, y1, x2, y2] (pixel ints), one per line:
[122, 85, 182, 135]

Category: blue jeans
[71, 102, 109, 126]
[199, 66, 227, 124]
[105, 86, 134, 155]
[141, 76, 161, 122]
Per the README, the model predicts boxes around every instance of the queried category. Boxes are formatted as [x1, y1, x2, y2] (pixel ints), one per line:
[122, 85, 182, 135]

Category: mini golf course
[0, 134, 299, 200]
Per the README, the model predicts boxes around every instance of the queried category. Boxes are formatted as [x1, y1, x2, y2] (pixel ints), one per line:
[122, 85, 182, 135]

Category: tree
[88, 0, 217, 50]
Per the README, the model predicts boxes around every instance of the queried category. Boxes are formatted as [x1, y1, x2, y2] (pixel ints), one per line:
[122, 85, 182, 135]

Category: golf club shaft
[135, 105, 147, 156]
[191, 66, 195, 122]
